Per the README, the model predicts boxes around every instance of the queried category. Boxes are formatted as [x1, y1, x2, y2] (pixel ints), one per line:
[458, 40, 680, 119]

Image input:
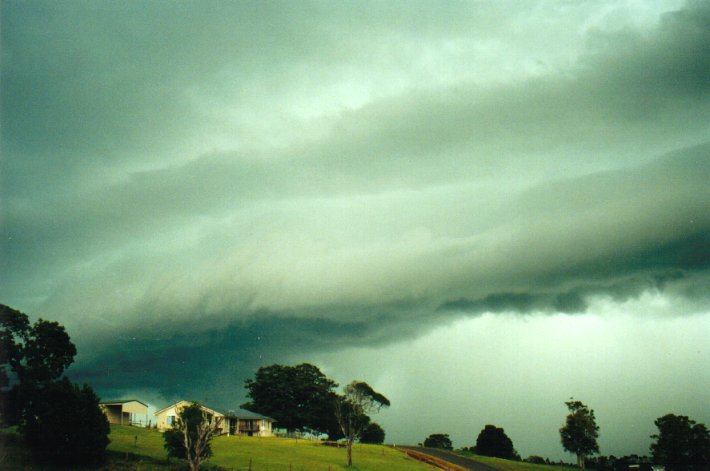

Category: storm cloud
[2, 0, 709, 460]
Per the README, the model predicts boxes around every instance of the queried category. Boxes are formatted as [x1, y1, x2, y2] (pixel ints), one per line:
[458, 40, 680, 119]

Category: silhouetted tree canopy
[242, 363, 339, 434]
[0, 304, 76, 388]
[651, 413, 710, 471]
[1, 304, 109, 466]
[424, 433, 453, 450]
[560, 399, 600, 469]
[1, 304, 77, 426]
[476, 424, 516, 459]
[359, 422, 386, 444]
[22, 377, 109, 465]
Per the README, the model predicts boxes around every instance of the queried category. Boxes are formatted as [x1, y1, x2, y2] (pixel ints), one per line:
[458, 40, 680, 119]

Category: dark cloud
[2, 1, 709, 455]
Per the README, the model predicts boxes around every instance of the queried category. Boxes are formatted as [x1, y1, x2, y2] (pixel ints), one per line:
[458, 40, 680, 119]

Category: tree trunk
[347, 437, 353, 467]
[577, 454, 584, 469]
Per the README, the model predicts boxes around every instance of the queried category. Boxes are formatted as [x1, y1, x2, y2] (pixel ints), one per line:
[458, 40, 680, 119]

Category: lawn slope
[451, 451, 577, 471]
[109, 425, 432, 470]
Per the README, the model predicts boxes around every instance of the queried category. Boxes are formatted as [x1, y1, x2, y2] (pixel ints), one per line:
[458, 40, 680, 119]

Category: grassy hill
[109, 424, 432, 470]
[451, 451, 577, 471]
[2, 425, 577, 471]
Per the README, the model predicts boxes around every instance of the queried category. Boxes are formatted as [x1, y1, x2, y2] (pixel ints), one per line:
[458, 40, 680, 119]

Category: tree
[163, 402, 224, 471]
[22, 377, 110, 465]
[560, 399, 599, 468]
[476, 424, 516, 459]
[650, 414, 710, 470]
[335, 381, 390, 467]
[0, 304, 109, 466]
[1, 304, 76, 387]
[1, 304, 77, 425]
[424, 433, 453, 450]
[360, 422, 386, 444]
[0, 304, 30, 390]
[242, 363, 339, 434]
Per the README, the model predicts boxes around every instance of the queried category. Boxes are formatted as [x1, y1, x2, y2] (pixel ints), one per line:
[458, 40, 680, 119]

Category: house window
[167, 415, 175, 426]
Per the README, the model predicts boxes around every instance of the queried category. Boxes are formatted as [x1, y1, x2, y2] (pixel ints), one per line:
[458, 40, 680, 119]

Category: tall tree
[476, 424, 517, 460]
[242, 363, 338, 434]
[650, 414, 710, 471]
[0, 304, 109, 465]
[424, 433, 453, 450]
[163, 402, 223, 471]
[335, 381, 390, 467]
[1, 304, 77, 425]
[560, 399, 599, 468]
[1, 304, 76, 388]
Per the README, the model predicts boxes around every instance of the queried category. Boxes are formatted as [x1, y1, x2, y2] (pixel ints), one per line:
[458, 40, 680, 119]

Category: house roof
[154, 400, 223, 417]
[154, 401, 275, 422]
[100, 399, 149, 407]
[214, 407, 276, 422]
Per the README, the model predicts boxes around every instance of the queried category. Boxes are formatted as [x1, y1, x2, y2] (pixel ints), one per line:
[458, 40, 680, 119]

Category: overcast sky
[2, 0, 709, 462]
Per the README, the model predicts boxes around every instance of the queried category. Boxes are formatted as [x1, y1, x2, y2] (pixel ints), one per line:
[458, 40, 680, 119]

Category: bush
[424, 433, 453, 450]
[360, 422, 385, 444]
[22, 378, 109, 465]
[475, 424, 516, 460]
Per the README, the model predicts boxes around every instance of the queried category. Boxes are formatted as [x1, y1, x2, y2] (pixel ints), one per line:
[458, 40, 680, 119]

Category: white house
[100, 399, 149, 426]
[155, 400, 275, 437]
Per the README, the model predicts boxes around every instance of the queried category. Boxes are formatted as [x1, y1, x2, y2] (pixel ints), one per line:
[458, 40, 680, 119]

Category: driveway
[398, 446, 498, 471]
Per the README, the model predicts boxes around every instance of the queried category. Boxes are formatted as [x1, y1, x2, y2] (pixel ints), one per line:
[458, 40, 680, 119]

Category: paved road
[398, 446, 498, 471]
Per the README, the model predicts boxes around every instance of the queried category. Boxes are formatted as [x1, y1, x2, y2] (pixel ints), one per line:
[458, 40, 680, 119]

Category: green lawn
[3, 425, 577, 471]
[452, 451, 578, 471]
[108, 425, 433, 470]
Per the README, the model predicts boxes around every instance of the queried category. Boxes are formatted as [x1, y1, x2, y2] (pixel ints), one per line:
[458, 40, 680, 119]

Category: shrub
[475, 424, 516, 460]
[22, 378, 110, 465]
[360, 422, 385, 444]
[424, 433, 453, 450]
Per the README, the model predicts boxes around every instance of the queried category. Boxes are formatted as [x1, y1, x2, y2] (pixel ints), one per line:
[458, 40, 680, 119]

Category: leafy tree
[0, 304, 30, 389]
[1, 304, 76, 387]
[22, 377, 110, 465]
[335, 381, 390, 467]
[242, 363, 339, 434]
[424, 433, 453, 450]
[476, 424, 516, 459]
[1, 304, 77, 425]
[526, 455, 547, 464]
[360, 422, 386, 444]
[0, 304, 109, 465]
[650, 413, 710, 470]
[560, 399, 599, 468]
[163, 402, 223, 471]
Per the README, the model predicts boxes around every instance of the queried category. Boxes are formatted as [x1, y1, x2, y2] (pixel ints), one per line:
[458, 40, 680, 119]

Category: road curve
[398, 446, 498, 471]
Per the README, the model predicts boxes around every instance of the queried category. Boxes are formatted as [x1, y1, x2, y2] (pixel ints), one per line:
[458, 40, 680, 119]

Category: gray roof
[215, 407, 276, 422]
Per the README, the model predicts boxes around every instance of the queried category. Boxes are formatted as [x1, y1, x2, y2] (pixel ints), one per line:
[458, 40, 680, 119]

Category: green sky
[1, 0, 709, 461]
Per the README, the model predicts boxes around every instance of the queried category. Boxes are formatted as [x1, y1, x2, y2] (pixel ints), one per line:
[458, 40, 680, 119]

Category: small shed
[100, 399, 149, 426]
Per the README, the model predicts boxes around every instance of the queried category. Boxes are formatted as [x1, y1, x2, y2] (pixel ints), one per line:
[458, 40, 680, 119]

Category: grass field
[2, 425, 578, 471]
[109, 425, 433, 470]
[452, 451, 577, 471]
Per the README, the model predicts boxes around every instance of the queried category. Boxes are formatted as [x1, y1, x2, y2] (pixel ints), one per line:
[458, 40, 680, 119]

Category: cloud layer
[2, 0, 709, 457]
